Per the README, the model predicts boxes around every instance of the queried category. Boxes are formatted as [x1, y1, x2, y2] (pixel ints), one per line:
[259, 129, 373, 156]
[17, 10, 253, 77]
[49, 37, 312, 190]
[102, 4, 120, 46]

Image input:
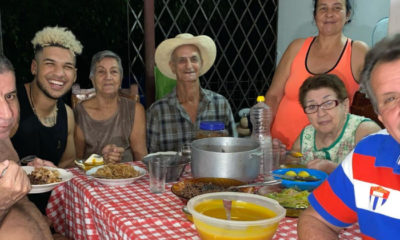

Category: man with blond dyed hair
[11, 26, 83, 214]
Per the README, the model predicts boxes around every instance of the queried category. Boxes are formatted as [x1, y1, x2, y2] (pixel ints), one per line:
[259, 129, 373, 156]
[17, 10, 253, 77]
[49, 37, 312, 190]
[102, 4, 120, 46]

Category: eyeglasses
[303, 100, 340, 114]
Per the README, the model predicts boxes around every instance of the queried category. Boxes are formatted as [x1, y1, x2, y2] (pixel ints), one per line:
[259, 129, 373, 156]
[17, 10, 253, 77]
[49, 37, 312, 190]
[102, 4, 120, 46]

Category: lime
[298, 171, 310, 178]
[285, 170, 297, 177]
[290, 152, 303, 158]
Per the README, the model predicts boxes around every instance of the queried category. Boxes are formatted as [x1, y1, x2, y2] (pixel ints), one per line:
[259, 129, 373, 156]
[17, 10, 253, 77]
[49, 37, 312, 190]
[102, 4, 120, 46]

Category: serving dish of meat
[171, 178, 254, 204]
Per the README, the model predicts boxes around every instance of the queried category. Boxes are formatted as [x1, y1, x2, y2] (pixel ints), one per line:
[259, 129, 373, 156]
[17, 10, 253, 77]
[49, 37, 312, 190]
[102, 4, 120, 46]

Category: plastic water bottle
[250, 96, 273, 177]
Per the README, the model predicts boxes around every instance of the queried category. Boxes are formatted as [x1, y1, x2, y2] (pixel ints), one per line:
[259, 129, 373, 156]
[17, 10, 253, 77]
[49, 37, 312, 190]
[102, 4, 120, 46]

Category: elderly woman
[74, 50, 147, 162]
[265, 0, 369, 149]
[290, 74, 381, 174]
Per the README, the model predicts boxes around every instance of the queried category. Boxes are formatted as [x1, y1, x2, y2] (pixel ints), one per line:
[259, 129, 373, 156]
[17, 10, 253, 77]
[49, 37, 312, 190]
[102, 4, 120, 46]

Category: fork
[20, 155, 37, 165]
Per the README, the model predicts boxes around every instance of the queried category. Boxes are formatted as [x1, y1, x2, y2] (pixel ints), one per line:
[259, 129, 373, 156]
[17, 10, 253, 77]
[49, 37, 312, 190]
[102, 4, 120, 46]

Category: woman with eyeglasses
[290, 74, 381, 174]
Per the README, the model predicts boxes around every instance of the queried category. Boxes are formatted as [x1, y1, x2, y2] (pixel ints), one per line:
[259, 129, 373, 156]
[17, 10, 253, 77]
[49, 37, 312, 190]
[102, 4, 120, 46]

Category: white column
[389, 0, 400, 35]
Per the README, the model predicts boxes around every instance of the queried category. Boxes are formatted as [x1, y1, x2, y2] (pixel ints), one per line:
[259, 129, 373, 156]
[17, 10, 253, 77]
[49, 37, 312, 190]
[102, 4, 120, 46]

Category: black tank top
[11, 83, 69, 215]
[11, 83, 68, 165]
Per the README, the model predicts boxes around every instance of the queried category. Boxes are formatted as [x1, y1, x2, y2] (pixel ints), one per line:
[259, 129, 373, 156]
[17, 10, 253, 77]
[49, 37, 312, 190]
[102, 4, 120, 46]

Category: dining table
[46, 162, 361, 240]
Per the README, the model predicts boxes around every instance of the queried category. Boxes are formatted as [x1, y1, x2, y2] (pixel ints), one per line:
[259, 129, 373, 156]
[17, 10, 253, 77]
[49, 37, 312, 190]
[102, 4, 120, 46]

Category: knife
[272, 173, 320, 182]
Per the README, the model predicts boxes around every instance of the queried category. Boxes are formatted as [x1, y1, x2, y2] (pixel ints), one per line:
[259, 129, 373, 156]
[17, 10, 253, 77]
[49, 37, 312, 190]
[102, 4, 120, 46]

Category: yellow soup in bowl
[188, 192, 285, 240]
[196, 199, 276, 221]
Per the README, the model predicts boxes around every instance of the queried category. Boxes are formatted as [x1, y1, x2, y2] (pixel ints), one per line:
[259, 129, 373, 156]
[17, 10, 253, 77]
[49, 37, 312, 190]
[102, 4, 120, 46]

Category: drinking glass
[148, 157, 167, 193]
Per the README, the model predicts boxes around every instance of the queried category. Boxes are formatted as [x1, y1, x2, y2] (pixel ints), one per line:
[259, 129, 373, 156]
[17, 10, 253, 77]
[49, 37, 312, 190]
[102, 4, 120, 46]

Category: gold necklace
[29, 83, 58, 127]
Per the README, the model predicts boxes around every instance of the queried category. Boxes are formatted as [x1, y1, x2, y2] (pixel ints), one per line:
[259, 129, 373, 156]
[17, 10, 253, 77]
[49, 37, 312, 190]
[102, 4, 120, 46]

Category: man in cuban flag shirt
[298, 34, 400, 240]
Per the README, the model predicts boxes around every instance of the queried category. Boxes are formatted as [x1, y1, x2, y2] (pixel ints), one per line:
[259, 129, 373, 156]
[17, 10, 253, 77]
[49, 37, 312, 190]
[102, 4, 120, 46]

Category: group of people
[0, 24, 238, 238]
[298, 32, 400, 240]
[1, 0, 400, 238]
[271, 0, 400, 239]
[267, 0, 383, 175]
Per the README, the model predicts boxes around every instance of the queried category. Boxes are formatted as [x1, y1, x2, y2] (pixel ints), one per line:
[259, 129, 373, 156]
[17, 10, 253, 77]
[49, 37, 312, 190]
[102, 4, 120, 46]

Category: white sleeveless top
[300, 114, 371, 164]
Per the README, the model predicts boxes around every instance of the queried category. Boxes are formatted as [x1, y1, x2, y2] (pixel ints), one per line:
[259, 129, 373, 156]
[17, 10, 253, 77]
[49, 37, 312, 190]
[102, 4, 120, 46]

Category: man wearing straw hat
[147, 33, 237, 153]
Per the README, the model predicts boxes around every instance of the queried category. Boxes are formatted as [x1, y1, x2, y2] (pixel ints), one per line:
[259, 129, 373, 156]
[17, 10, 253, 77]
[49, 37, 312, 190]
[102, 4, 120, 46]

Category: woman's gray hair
[360, 33, 400, 113]
[89, 50, 123, 79]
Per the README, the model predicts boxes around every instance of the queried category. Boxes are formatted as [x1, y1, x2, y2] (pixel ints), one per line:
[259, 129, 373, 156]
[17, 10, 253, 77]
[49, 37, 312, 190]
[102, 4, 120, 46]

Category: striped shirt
[309, 129, 400, 239]
[146, 87, 237, 153]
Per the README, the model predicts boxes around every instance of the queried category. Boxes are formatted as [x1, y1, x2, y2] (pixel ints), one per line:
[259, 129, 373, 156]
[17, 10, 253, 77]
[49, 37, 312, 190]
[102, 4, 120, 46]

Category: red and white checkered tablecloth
[46, 163, 361, 240]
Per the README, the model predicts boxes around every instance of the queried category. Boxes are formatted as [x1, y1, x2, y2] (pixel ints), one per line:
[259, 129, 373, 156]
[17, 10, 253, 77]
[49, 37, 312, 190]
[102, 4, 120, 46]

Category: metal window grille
[127, 1, 145, 91]
[128, 0, 278, 119]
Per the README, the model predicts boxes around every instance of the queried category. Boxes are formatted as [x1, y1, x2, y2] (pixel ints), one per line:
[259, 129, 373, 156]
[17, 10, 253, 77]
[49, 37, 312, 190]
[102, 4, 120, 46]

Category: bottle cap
[199, 121, 225, 131]
[256, 96, 265, 102]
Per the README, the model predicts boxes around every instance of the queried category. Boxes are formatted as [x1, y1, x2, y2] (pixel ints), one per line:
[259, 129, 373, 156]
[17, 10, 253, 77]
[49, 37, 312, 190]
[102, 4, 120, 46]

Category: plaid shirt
[146, 87, 237, 153]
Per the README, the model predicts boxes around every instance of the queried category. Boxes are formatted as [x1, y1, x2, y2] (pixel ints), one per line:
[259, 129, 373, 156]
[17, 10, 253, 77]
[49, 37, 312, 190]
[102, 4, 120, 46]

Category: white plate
[22, 166, 73, 194]
[86, 165, 147, 186]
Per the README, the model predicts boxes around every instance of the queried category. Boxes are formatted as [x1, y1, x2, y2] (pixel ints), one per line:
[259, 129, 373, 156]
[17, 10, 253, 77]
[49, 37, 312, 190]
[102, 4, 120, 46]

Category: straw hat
[155, 33, 216, 79]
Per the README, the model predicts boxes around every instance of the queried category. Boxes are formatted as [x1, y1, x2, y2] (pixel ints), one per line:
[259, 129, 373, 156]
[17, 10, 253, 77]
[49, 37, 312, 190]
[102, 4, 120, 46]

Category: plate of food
[23, 166, 74, 194]
[259, 187, 310, 218]
[272, 168, 328, 191]
[86, 163, 146, 186]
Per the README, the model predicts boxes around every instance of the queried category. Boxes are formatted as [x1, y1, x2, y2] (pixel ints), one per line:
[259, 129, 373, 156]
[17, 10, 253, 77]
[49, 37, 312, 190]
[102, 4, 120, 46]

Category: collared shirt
[309, 129, 400, 239]
[146, 87, 237, 153]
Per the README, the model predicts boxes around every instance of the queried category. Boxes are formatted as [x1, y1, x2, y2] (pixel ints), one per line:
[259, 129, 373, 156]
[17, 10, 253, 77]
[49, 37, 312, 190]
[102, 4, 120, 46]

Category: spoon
[222, 199, 232, 220]
[20, 155, 37, 165]
[227, 179, 282, 190]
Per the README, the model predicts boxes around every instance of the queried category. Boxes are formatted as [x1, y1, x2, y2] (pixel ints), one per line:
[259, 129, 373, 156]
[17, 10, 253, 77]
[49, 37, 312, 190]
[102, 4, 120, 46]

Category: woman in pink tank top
[265, 0, 369, 149]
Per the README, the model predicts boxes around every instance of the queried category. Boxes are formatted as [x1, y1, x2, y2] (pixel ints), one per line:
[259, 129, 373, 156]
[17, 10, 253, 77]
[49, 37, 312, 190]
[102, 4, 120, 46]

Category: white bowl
[187, 192, 286, 240]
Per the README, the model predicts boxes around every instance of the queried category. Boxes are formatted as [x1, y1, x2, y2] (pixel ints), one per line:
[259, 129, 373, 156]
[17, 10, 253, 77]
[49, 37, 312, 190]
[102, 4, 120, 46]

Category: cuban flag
[369, 186, 390, 211]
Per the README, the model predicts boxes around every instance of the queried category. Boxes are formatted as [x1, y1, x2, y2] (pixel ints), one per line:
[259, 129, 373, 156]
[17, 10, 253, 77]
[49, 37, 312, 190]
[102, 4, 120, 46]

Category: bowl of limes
[272, 168, 328, 191]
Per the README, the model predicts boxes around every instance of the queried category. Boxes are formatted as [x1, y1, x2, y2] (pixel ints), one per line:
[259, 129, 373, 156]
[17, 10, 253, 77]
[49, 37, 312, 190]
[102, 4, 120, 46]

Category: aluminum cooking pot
[191, 137, 261, 182]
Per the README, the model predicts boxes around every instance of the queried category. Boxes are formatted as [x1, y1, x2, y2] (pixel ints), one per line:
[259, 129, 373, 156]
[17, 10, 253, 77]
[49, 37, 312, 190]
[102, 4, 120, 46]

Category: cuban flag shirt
[309, 129, 400, 239]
